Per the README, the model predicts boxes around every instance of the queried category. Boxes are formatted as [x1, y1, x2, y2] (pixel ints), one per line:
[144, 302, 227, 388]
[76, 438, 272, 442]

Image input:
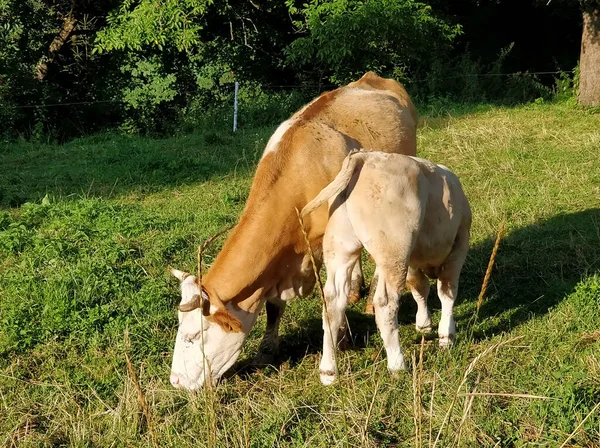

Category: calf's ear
[210, 308, 243, 333]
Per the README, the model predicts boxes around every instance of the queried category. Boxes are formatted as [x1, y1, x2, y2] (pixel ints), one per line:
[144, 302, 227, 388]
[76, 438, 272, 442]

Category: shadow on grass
[232, 208, 600, 376]
[0, 129, 270, 209]
[460, 208, 600, 339]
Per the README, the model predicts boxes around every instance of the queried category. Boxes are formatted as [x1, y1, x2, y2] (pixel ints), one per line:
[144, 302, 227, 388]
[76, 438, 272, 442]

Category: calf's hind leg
[407, 266, 432, 333]
[319, 217, 362, 385]
[437, 227, 469, 348]
[371, 265, 408, 373]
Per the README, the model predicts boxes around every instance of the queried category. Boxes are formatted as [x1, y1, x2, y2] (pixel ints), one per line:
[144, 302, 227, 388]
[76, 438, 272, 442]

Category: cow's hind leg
[255, 299, 286, 364]
[437, 225, 469, 348]
[407, 266, 432, 333]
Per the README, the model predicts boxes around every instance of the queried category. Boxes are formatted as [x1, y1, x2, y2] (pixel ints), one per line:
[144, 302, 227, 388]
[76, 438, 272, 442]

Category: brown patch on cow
[350, 71, 418, 123]
[206, 308, 243, 333]
[365, 272, 378, 315]
[368, 182, 383, 201]
[405, 273, 419, 293]
[297, 89, 341, 122]
[352, 71, 409, 97]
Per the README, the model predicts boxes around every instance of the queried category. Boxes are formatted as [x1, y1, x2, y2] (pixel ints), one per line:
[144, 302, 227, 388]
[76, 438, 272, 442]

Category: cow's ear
[198, 288, 211, 316]
[209, 308, 243, 333]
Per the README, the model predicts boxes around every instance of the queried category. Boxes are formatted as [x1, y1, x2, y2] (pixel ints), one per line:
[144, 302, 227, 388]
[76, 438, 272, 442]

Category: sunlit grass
[1, 100, 599, 447]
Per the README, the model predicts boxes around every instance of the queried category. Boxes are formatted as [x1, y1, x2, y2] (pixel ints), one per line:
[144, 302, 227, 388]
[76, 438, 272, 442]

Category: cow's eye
[182, 326, 208, 343]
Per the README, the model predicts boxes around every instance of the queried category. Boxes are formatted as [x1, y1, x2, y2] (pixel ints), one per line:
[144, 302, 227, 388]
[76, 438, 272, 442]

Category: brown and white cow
[301, 151, 471, 384]
[169, 72, 417, 390]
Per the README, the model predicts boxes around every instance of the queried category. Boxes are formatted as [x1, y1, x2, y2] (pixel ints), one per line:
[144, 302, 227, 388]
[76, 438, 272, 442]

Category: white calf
[301, 151, 471, 385]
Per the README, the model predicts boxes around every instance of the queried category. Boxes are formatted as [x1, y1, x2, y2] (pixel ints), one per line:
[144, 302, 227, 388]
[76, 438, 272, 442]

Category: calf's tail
[301, 150, 364, 218]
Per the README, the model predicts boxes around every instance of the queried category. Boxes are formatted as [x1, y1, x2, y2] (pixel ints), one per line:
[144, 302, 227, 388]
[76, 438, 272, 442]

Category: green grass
[1, 100, 599, 447]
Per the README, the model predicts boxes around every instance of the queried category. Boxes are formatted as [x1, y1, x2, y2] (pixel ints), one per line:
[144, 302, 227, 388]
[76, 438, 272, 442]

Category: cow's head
[169, 268, 248, 390]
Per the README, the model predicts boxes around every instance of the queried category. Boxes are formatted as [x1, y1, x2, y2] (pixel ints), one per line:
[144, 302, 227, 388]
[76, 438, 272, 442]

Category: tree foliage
[285, 0, 461, 84]
[95, 0, 213, 52]
[0, 0, 587, 140]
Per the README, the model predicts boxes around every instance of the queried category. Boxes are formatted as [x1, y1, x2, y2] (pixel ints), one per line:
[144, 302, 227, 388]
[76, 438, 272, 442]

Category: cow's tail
[301, 150, 364, 218]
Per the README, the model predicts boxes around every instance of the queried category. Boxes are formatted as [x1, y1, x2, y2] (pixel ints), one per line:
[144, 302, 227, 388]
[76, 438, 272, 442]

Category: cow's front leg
[365, 267, 378, 315]
[348, 256, 363, 304]
[256, 299, 286, 364]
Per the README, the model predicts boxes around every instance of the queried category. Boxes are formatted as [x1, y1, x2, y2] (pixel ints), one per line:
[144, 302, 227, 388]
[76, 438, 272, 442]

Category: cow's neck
[202, 152, 324, 315]
[203, 208, 298, 310]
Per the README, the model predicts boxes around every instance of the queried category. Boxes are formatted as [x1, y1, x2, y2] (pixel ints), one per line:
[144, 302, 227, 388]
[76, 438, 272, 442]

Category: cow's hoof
[387, 368, 401, 378]
[319, 370, 337, 386]
[365, 302, 375, 315]
[439, 334, 455, 349]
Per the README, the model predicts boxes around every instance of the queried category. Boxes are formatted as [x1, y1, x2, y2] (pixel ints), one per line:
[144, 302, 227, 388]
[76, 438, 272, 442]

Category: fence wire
[3, 69, 574, 110]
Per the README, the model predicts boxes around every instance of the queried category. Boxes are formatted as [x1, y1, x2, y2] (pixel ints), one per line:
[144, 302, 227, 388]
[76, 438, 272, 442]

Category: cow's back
[291, 72, 417, 158]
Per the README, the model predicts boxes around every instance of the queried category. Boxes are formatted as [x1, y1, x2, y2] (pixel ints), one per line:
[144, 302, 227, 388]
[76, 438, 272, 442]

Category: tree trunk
[35, 15, 77, 81]
[578, 4, 600, 106]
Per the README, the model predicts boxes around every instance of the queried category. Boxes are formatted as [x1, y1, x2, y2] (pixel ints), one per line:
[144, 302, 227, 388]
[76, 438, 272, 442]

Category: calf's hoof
[439, 334, 455, 349]
[415, 324, 433, 333]
[387, 356, 407, 374]
[387, 364, 407, 378]
[319, 370, 337, 386]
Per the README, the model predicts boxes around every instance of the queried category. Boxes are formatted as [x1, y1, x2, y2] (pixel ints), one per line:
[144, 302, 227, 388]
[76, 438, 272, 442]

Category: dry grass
[476, 219, 505, 313]
[124, 330, 159, 448]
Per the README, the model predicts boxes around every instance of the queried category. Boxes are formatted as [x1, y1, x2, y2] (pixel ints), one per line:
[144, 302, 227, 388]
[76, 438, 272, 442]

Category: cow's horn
[170, 268, 191, 281]
[178, 294, 202, 312]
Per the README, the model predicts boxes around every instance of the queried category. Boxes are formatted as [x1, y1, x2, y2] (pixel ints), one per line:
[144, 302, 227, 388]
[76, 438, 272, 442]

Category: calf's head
[169, 268, 246, 390]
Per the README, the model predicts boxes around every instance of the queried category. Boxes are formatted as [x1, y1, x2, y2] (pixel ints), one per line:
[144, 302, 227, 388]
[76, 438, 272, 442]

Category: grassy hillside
[1, 101, 599, 447]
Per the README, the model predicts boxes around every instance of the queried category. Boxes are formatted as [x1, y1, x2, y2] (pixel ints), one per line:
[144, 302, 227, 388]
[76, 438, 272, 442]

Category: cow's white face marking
[261, 119, 296, 158]
[169, 270, 250, 390]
